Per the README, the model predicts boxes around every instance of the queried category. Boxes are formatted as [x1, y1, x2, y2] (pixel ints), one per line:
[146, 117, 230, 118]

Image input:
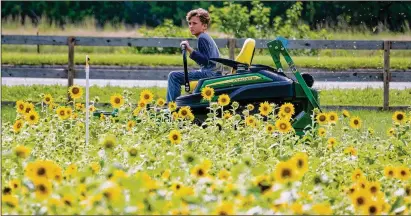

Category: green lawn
[2, 52, 411, 70]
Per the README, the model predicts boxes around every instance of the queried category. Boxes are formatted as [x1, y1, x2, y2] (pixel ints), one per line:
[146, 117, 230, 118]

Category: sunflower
[342, 109, 350, 118]
[317, 127, 326, 137]
[311, 203, 333, 215]
[25, 161, 56, 181]
[274, 161, 298, 183]
[25, 110, 40, 125]
[178, 106, 192, 119]
[43, 94, 53, 105]
[161, 169, 171, 180]
[9, 179, 21, 191]
[290, 202, 304, 215]
[387, 128, 395, 137]
[156, 98, 166, 107]
[246, 104, 255, 111]
[351, 189, 371, 210]
[24, 102, 34, 114]
[327, 137, 337, 149]
[75, 103, 85, 111]
[350, 117, 362, 129]
[215, 201, 235, 215]
[223, 111, 232, 120]
[16, 100, 26, 113]
[14, 145, 30, 159]
[392, 111, 406, 124]
[140, 89, 154, 104]
[266, 124, 275, 133]
[384, 166, 395, 178]
[110, 94, 124, 108]
[290, 152, 309, 175]
[168, 102, 177, 111]
[328, 112, 339, 123]
[396, 166, 410, 181]
[168, 129, 182, 145]
[218, 94, 231, 107]
[280, 102, 295, 115]
[133, 107, 141, 116]
[13, 119, 24, 133]
[201, 86, 215, 101]
[278, 110, 292, 121]
[352, 168, 364, 182]
[245, 116, 257, 127]
[316, 113, 328, 125]
[103, 184, 122, 202]
[101, 135, 116, 149]
[90, 162, 101, 174]
[126, 120, 135, 131]
[68, 85, 83, 99]
[171, 112, 179, 120]
[65, 107, 73, 118]
[344, 146, 357, 156]
[89, 105, 96, 112]
[362, 200, 383, 215]
[2, 195, 18, 208]
[61, 194, 75, 207]
[259, 101, 272, 116]
[170, 181, 184, 192]
[56, 107, 68, 120]
[33, 178, 52, 200]
[191, 165, 208, 178]
[275, 119, 292, 133]
[368, 181, 381, 195]
[218, 169, 231, 180]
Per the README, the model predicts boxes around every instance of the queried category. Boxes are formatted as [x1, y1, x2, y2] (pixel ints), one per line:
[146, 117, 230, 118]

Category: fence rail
[2, 34, 411, 109]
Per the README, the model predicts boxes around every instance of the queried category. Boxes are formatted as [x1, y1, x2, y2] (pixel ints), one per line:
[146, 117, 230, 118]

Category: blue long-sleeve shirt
[189, 33, 223, 73]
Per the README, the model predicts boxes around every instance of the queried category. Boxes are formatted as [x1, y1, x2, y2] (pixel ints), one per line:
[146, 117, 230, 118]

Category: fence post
[228, 38, 236, 60]
[67, 36, 76, 102]
[383, 41, 391, 110]
[37, 31, 40, 53]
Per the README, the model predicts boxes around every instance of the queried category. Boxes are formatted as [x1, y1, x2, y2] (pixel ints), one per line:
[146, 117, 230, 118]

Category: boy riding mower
[176, 38, 321, 135]
[94, 38, 321, 135]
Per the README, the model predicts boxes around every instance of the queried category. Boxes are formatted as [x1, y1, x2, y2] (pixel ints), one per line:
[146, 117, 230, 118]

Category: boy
[166, 8, 223, 103]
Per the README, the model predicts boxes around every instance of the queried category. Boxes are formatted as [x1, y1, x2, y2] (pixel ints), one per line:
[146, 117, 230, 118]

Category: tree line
[2, 1, 410, 32]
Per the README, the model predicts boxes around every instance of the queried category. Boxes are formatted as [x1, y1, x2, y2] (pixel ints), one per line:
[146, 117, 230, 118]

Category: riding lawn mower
[94, 38, 321, 135]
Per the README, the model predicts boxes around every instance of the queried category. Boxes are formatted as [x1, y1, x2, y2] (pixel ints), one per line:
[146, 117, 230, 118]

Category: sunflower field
[1, 85, 411, 215]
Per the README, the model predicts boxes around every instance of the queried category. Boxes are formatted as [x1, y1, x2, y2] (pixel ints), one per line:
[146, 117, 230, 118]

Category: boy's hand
[180, 41, 193, 53]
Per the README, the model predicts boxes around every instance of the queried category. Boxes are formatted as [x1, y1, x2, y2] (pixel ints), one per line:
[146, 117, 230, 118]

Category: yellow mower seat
[188, 81, 198, 93]
[231, 38, 256, 74]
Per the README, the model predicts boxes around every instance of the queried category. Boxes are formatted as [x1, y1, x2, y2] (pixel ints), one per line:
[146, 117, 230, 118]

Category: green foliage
[138, 19, 193, 54]
[209, 2, 251, 38]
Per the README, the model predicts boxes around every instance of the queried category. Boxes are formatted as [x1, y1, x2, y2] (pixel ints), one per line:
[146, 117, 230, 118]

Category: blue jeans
[166, 69, 219, 102]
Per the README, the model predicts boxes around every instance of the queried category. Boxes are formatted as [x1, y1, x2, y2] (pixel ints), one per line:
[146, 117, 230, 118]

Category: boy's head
[186, 8, 210, 37]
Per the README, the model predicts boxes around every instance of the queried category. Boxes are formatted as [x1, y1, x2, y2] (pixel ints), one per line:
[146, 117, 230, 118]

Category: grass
[2, 52, 411, 70]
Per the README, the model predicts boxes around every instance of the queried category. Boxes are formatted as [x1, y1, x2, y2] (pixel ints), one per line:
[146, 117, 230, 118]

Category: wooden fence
[2, 35, 411, 109]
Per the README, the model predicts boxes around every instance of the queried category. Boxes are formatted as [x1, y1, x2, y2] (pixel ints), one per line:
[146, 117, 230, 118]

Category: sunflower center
[263, 106, 268, 111]
[406, 187, 410, 196]
[105, 141, 114, 148]
[354, 120, 359, 125]
[330, 116, 335, 121]
[30, 115, 35, 120]
[172, 135, 179, 140]
[370, 186, 377, 193]
[280, 123, 287, 130]
[388, 170, 394, 176]
[3, 187, 11, 194]
[64, 200, 72, 206]
[219, 211, 227, 215]
[206, 90, 212, 96]
[103, 192, 111, 199]
[401, 170, 406, 176]
[182, 110, 187, 115]
[357, 197, 364, 205]
[46, 97, 50, 102]
[26, 108, 31, 113]
[17, 123, 22, 128]
[319, 115, 326, 121]
[221, 98, 227, 103]
[298, 159, 304, 168]
[285, 107, 291, 113]
[38, 184, 46, 192]
[144, 94, 150, 100]
[19, 104, 24, 109]
[397, 114, 404, 120]
[282, 168, 291, 178]
[115, 98, 121, 103]
[197, 169, 204, 176]
[349, 188, 355, 194]
[37, 167, 46, 176]
[60, 111, 65, 116]
[176, 184, 181, 190]
[369, 206, 377, 214]
[72, 87, 79, 94]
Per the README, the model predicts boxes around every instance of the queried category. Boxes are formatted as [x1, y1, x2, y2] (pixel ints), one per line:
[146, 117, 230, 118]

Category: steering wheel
[181, 45, 190, 93]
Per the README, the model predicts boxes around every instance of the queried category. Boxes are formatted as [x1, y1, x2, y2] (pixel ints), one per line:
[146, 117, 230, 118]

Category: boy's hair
[186, 8, 210, 27]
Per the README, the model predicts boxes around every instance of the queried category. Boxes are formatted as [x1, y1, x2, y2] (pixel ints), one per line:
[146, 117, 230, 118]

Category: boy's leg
[166, 70, 216, 102]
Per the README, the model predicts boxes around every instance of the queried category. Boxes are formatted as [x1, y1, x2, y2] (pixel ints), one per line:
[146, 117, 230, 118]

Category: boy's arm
[189, 37, 213, 66]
